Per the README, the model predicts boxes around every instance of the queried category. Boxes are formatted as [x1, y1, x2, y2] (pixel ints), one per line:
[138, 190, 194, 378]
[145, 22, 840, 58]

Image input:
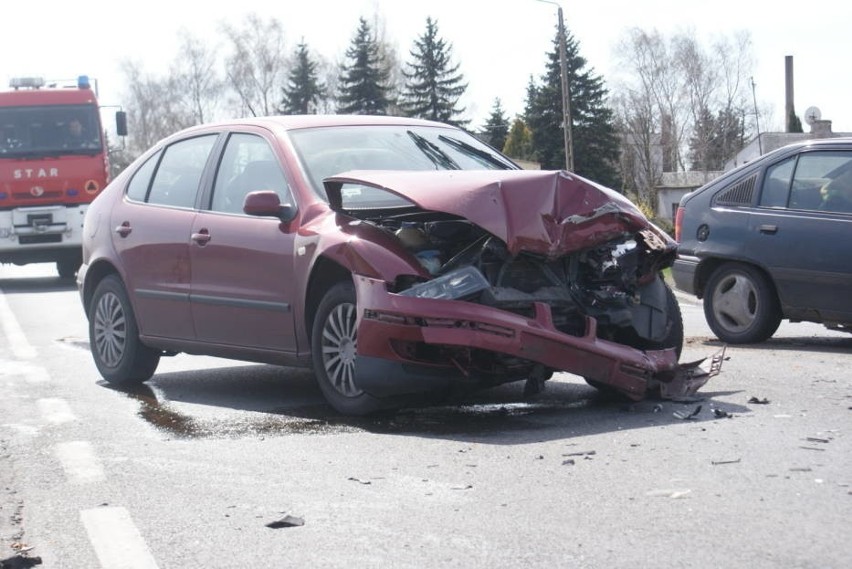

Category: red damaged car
[77, 115, 720, 415]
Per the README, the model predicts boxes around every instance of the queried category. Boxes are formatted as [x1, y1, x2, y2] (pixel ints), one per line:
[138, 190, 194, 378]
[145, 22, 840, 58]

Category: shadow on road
[687, 335, 852, 354]
[98, 362, 748, 444]
[0, 275, 76, 294]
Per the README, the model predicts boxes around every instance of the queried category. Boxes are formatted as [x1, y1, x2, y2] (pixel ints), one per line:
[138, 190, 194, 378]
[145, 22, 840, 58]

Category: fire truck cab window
[0, 104, 101, 155]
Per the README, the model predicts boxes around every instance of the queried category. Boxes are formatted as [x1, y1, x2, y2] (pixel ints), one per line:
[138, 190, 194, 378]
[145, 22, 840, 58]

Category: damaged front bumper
[353, 274, 723, 400]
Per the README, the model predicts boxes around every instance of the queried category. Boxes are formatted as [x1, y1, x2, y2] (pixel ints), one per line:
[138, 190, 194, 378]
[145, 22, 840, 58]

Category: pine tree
[400, 17, 468, 126]
[689, 107, 745, 170]
[481, 98, 510, 151]
[525, 27, 621, 187]
[502, 117, 534, 161]
[280, 41, 325, 114]
[788, 108, 804, 133]
[337, 17, 390, 115]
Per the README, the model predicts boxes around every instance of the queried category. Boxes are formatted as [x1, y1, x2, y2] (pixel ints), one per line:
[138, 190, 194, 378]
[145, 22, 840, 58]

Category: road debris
[789, 467, 813, 472]
[711, 458, 741, 465]
[0, 556, 43, 569]
[646, 488, 692, 499]
[799, 446, 826, 452]
[673, 405, 702, 420]
[805, 437, 830, 444]
[712, 408, 732, 418]
[562, 450, 596, 457]
[266, 515, 305, 529]
[748, 397, 770, 405]
[562, 459, 575, 466]
[347, 477, 372, 485]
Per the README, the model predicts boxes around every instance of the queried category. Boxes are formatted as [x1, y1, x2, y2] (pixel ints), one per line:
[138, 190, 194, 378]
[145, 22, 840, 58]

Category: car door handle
[114, 222, 132, 237]
[191, 229, 211, 246]
[759, 224, 778, 234]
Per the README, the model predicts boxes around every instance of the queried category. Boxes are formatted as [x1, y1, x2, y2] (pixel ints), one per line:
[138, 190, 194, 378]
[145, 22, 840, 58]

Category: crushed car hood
[324, 170, 674, 258]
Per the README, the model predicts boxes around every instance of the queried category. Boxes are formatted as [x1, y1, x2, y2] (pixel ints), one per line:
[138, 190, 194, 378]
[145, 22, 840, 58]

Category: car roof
[171, 114, 453, 138]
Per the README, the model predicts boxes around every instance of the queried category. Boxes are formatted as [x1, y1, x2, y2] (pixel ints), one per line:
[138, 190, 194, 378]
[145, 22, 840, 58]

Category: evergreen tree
[525, 27, 621, 187]
[280, 41, 325, 114]
[689, 107, 745, 170]
[788, 108, 804, 133]
[502, 117, 534, 161]
[481, 98, 510, 151]
[400, 17, 468, 126]
[337, 17, 390, 115]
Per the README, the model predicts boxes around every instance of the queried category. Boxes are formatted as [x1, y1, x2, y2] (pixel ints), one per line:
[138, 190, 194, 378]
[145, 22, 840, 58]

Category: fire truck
[0, 75, 126, 278]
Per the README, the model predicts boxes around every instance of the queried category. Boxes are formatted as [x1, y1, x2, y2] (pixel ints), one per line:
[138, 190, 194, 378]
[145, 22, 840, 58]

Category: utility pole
[537, 0, 573, 171]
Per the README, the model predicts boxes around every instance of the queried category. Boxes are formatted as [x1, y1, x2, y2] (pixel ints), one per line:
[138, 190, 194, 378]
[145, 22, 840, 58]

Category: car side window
[126, 151, 160, 202]
[791, 151, 852, 211]
[146, 135, 217, 208]
[210, 133, 291, 214]
[759, 157, 794, 208]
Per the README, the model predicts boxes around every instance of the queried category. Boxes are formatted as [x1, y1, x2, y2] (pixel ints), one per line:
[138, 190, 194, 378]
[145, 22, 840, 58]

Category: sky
[4, 0, 851, 135]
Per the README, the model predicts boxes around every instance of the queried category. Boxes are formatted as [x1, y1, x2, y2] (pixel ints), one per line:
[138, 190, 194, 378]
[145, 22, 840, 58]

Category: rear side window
[146, 135, 217, 208]
[759, 157, 795, 208]
[126, 151, 160, 202]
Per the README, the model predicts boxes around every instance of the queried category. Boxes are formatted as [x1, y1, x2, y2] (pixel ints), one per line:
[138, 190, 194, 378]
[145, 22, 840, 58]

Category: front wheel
[703, 262, 781, 344]
[57, 254, 81, 279]
[585, 280, 683, 396]
[311, 282, 384, 416]
[89, 275, 160, 385]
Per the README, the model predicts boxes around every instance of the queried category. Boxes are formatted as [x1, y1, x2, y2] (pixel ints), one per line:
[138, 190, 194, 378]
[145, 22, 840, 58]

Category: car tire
[311, 281, 384, 416]
[89, 275, 160, 385]
[703, 262, 781, 344]
[57, 255, 80, 279]
[585, 280, 684, 395]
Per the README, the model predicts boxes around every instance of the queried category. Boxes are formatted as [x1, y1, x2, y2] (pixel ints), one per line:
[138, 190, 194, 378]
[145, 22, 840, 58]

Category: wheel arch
[81, 260, 122, 318]
[695, 257, 779, 304]
[304, 256, 353, 345]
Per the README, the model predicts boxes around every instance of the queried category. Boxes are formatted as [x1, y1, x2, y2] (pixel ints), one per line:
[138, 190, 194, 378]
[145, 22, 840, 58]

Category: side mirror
[243, 191, 297, 222]
[115, 111, 128, 137]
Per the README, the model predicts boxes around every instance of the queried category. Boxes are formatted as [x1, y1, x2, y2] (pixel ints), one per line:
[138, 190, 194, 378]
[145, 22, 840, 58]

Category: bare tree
[613, 27, 755, 185]
[119, 60, 193, 156]
[171, 29, 223, 124]
[370, 11, 403, 115]
[221, 13, 290, 117]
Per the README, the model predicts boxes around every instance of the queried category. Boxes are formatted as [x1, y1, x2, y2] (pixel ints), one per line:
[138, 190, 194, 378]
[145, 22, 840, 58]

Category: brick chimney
[810, 119, 833, 138]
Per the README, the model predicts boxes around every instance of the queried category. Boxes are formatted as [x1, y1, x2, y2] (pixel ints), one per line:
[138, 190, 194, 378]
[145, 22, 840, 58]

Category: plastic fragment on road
[673, 405, 702, 420]
[266, 515, 305, 529]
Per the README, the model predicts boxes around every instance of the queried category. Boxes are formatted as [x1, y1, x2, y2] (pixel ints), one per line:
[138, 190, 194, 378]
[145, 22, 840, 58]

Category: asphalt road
[1, 263, 850, 568]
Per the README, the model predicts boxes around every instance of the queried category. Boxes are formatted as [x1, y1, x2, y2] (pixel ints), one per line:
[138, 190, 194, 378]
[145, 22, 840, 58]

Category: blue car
[673, 138, 852, 343]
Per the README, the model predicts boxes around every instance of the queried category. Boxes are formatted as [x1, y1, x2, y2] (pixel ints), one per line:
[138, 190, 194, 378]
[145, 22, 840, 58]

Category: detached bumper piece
[354, 275, 723, 400]
[657, 346, 726, 401]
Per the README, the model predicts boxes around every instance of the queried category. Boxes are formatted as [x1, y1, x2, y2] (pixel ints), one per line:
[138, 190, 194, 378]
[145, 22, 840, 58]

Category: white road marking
[37, 398, 77, 424]
[81, 507, 160, 569]
[0, 360, 51, 383]
[55, 441, 105, 484]
[0, 288, 37, 359]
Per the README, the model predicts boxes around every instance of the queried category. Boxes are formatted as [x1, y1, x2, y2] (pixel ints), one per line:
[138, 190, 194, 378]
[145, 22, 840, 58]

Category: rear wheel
[311, 282, 384, 416]
[703, 262, 781, 344]
[89, 275, 160, 385]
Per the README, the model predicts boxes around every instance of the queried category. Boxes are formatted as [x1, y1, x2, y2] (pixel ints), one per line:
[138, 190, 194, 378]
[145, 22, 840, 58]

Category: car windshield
[288, 124, 517, 200]
[0, 104, 102, 158]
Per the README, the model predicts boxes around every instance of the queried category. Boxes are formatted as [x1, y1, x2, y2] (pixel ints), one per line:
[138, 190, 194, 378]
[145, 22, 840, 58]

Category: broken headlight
[399, 266, 490, 300]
